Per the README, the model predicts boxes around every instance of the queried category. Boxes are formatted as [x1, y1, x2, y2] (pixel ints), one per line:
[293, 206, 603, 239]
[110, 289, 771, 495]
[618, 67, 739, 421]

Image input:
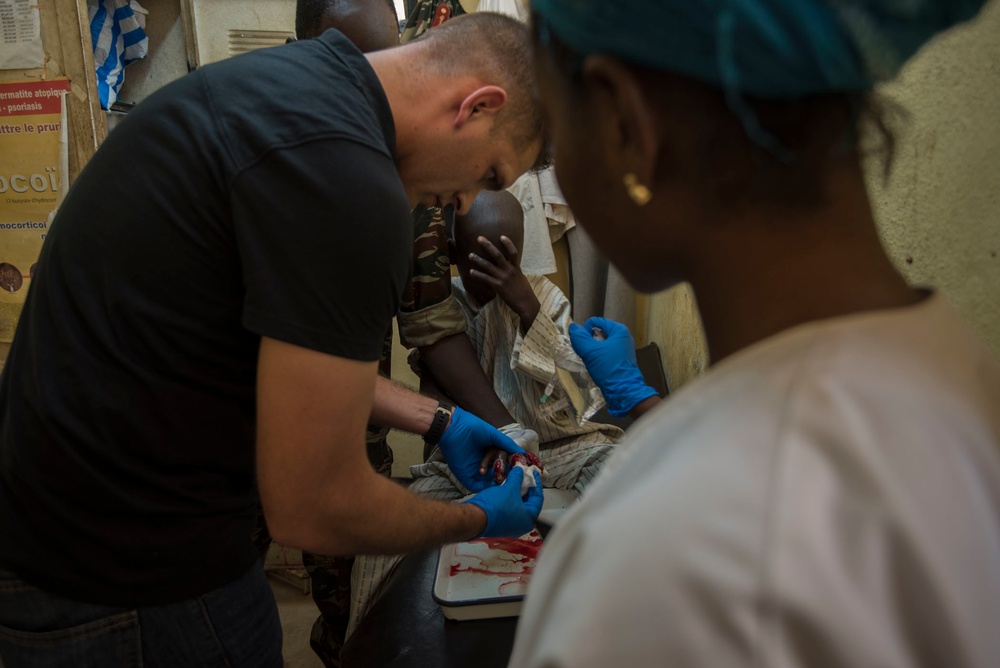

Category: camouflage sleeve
[400, 205, 451, 314]
[397, 297, 467, 349]
[397, 205, 467, 349]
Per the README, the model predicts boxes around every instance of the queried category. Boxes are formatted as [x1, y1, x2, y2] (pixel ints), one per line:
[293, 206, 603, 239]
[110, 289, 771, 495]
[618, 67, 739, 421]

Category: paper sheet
[0, 0, 44, 70]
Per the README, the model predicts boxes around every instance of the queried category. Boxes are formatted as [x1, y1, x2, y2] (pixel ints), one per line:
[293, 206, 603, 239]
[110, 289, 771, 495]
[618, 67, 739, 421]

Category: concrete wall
[869, 1, 1000, 358]
[117, 0, 189, 105]
[644, 3, 1000, 390]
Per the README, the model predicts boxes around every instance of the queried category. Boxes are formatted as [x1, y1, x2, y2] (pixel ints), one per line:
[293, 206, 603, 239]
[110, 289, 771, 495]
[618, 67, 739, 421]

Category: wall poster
[0, 78, 70, 341]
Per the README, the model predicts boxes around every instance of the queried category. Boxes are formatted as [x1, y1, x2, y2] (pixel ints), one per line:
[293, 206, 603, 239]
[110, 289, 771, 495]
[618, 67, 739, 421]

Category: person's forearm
[418, 366, 452, 403]
[629, 395, 662, 420]
[288, 468, 486, 555]
[370, 375, 438, 435]
[419, 333, 514, 427]
[515, 299, 541, 335]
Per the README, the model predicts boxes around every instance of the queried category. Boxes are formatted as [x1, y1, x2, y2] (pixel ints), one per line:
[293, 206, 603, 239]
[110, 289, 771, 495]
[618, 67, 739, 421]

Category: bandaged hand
[510, 454, 542, 494]
[568, 316, 658, 417]
[439, 406, 525, 492]
[483, 427, 542, 484]
[463, 466, 544, 538]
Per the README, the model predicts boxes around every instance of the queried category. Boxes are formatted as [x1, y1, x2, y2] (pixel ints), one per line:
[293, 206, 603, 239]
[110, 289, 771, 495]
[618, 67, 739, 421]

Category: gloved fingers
[571, 317, 626, 349]
[490, 428, 526, 456]
[568, 321, 594, 343]
[584, 316, 631, 342]
[524, 472, 544, 516]
[464, 466, 539, 539]
[439, 408, 525, 493]
[479, 446, 499, 475]
[500, 426, 540, 456]
[463, 475, 491, 493]
[503, 463, 525, 490]
[582, 316, 612, 332]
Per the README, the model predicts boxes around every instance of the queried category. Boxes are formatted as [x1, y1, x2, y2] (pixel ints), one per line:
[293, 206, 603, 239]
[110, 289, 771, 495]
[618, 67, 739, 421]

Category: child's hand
[469, 236, 541, 332]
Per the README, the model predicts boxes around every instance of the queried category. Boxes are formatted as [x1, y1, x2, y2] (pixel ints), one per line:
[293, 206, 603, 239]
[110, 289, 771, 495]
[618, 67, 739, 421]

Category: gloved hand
[568, 316, 658, 417]
[439, 406, 525, 492]
[463, 466, 544, 538]
[498, 423, 540, 455]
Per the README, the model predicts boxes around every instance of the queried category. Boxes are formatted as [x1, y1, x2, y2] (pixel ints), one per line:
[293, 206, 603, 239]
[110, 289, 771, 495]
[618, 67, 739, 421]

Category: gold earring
[623, 173, 652, 206]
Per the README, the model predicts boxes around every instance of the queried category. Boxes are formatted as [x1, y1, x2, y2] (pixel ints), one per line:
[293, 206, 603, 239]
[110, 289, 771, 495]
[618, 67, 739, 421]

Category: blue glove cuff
[461, 497, 491, 538]
[606, 382, 658, 417]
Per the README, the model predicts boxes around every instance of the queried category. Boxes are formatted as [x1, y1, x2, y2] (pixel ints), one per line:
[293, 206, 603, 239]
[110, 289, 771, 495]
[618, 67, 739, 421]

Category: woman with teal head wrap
[531, 0, 987, 156]
[510, 2, 1000, 667]
[531, 0, 986, 95]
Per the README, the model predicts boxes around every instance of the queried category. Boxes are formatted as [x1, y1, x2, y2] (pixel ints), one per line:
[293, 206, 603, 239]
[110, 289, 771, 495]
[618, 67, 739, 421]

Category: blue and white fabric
[88, 0, 149, 109]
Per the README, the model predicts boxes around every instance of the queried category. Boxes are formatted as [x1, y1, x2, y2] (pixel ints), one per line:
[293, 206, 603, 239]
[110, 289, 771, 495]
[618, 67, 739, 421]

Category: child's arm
[467, 235, 541, 334]
[410, 353, 454, 404]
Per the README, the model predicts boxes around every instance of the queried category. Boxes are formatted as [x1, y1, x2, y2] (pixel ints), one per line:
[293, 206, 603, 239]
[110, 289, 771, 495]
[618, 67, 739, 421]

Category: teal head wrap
[531, 0, 988, 98]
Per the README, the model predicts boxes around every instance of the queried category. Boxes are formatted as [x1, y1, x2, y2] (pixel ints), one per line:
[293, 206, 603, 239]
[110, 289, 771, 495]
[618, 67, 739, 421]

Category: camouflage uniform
[397, 204, 469, 348]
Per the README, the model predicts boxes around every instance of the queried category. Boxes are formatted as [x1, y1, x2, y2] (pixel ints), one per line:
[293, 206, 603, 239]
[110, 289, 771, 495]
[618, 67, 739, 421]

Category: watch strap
[423, 400, 454, 445]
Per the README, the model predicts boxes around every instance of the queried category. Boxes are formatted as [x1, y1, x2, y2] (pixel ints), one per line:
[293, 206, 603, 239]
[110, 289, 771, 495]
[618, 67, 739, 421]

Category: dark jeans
[0, 562, 282, 668]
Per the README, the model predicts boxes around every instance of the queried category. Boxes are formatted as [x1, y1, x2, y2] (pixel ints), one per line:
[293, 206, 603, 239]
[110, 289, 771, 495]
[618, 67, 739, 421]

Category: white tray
[432, 489, 577, 621]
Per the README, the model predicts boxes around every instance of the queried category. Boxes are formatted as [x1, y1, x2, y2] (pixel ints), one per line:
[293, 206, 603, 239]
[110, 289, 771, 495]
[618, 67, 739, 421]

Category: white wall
[869, 1, 1000, 358]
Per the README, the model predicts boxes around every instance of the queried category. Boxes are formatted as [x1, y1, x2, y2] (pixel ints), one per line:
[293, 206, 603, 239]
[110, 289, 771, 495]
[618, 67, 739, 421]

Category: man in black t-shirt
[0, 13, 546, 667]
[274, 5, 402, 666]
[281, 8, 546, 666]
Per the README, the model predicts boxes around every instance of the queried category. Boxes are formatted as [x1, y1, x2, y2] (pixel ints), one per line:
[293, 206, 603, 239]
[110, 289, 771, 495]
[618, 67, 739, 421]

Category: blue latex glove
[438, 406, 526, 492]
[463, 466, 544, 538]
[568, 316, 658, 417]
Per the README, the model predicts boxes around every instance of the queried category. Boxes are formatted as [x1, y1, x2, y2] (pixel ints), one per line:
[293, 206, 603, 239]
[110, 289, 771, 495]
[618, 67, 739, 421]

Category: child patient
[414, 189, 625, 493]
[346, 190, 626, 636]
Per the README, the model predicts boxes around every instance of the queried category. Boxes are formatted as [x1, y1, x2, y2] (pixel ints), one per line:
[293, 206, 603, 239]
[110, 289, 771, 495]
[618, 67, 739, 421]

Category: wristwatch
[423, 400, 454, 446]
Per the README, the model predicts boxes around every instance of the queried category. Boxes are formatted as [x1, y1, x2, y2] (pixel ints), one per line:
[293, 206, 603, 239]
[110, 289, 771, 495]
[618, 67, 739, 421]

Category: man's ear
[581, 56, 660, 189]
[454, 85, 508, 128]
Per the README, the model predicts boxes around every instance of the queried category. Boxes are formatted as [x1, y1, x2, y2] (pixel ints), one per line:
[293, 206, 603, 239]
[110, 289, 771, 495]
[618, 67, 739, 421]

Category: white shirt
[509, 293, 1000, 668]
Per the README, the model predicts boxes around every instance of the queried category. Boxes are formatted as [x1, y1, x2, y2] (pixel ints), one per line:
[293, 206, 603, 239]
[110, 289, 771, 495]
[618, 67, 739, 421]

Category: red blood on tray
[448, 531, 543, 578]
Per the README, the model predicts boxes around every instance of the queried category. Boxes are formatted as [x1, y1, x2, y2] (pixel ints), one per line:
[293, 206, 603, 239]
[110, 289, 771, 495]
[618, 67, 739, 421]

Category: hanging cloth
[87, 0, 149, 109]
[507, 172, 558, 275]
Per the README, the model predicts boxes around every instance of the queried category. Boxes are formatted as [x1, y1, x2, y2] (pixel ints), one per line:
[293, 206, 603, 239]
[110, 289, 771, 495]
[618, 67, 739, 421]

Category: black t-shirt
[0, 31, 411, 606]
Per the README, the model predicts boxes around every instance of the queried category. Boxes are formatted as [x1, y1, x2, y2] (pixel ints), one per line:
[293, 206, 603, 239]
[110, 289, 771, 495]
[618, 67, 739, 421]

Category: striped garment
[88, 0, 148, 109]
[348, 275, 625, 638]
